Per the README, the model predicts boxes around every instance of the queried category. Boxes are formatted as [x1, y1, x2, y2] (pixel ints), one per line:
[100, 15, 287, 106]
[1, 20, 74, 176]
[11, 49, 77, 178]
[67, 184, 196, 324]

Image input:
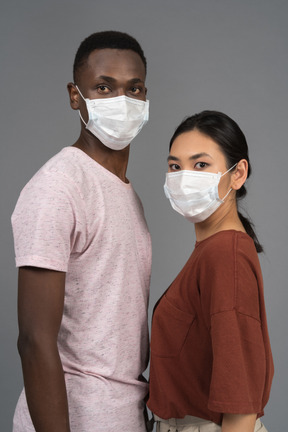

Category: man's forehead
[80, 48, 146, 79]
[86, 48, 143, 66]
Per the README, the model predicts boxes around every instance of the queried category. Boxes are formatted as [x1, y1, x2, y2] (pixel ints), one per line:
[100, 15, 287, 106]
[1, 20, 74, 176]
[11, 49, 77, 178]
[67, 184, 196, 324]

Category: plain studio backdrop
[1, 1, 287, 430]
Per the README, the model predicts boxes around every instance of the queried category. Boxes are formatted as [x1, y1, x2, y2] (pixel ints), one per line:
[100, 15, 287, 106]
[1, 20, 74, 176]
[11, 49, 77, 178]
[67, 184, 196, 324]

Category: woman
[148, 111, 274, 432]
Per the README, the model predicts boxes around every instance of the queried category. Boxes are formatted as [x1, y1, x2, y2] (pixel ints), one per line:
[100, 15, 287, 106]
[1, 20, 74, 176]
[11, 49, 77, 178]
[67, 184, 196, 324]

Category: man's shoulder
[12, 148, 89, 227]
[41, 146, 86, 177]
[27, 147, 95, 190]
[14, 148, 87, 206]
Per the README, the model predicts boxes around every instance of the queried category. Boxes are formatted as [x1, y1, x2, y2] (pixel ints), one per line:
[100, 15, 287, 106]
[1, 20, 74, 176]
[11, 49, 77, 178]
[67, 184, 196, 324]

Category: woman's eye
[195, 162, 208, 169]
[169, 163, 181, 171]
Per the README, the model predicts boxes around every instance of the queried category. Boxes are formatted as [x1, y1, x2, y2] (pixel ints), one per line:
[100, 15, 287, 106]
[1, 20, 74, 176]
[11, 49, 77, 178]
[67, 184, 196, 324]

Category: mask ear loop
[221, 162, 238, 177]
[220, 187, 233, 202]
[75, 85, 85, 100]
[219, 162, 238, 201]
[74, 85, 88, 126]
[78, 111, 88, 126]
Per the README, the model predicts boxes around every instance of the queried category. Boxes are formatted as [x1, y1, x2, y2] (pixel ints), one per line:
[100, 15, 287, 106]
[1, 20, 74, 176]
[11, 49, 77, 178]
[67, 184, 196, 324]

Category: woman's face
[168, 128, 233, 200]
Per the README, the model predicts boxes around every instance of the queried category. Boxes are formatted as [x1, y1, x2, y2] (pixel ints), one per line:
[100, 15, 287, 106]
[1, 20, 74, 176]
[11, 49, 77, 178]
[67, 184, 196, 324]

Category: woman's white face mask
[76, 86, 149, 151]
[164, 164, 237, 223]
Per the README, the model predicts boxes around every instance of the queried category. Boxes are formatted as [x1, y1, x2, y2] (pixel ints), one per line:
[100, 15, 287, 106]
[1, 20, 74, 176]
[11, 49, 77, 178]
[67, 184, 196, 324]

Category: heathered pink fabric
[11, 147, 152, 432]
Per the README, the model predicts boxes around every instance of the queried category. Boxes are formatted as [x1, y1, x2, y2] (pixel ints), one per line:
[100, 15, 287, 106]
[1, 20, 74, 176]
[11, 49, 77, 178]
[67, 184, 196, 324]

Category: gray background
[1, 0, 287, 430]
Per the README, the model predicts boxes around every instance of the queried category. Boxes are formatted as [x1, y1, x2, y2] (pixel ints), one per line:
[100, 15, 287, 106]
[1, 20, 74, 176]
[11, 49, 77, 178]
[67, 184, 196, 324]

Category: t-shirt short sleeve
[11, 170, 86, 272]
[208, 310, 266, 414]
[199, 232, 266, 414]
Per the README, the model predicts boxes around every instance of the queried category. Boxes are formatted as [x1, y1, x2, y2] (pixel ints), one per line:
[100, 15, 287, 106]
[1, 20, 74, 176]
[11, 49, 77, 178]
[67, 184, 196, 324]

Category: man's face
[71, 48, 147, 122]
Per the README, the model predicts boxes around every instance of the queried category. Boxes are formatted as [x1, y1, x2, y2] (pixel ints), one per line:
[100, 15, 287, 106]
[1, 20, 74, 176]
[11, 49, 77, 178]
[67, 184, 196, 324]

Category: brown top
[148, 230, 274, 425]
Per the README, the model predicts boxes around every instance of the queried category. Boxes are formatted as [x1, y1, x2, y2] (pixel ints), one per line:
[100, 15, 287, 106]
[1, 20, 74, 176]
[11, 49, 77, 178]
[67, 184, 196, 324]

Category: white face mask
[76, 86, 149, 151]
[164, 164, 237, 223]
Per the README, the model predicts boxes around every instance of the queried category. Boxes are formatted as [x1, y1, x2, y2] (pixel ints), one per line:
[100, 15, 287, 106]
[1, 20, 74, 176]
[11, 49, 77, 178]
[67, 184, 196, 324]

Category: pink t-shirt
[11, 147, 152, 432]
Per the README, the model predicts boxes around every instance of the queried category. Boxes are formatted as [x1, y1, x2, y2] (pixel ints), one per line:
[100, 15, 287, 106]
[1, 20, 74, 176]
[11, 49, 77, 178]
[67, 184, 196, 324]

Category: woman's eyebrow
[167, 155, 180, 162]
[167, 152, 213, 162]
[189, 152, 212, 160]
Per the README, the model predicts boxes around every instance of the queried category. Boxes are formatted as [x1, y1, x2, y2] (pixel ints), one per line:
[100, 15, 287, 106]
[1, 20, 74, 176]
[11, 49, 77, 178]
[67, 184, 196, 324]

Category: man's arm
[17, 267, 70, 432]
[222, 413, 257, 432]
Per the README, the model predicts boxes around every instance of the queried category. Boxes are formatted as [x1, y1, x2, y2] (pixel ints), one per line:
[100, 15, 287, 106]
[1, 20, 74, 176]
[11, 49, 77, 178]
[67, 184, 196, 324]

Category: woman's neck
[194, 200, 246, 242]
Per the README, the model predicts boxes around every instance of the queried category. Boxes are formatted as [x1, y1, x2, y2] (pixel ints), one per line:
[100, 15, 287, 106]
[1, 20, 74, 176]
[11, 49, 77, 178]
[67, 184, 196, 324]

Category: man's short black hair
[73, 31, 147, 82]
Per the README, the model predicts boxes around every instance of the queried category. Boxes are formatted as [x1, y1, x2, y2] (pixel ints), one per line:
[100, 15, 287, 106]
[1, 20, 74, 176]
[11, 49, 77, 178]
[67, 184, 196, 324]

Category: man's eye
[131, 87, 141, 94]
[97, 85, 110, 93]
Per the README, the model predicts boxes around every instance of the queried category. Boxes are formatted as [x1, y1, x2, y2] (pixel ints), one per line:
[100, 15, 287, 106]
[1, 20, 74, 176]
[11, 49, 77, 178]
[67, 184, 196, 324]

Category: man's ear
[231, 159, 248, 190]
[67, 82, 80, 110]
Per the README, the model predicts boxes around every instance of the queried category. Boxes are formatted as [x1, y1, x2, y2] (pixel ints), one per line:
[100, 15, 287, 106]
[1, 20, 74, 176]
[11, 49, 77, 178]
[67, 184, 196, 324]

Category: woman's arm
[17, 267, 70, 432]
[222, 413, 257, 432]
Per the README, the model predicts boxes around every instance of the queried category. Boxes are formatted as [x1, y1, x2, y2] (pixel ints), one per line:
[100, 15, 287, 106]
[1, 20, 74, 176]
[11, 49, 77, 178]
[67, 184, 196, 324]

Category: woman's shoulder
[195, 230, 259, 268]
[196, 229, 254, 251]
[195, 230, 262, 317]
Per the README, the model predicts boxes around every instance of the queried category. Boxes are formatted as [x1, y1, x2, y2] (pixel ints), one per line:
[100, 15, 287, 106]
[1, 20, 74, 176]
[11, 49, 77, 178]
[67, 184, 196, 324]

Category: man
[12, 31, 152, 432]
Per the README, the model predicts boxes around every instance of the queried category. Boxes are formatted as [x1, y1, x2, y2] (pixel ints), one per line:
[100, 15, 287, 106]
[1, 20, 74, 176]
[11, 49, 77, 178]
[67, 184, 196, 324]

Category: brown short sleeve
[208, 309, 266, 413]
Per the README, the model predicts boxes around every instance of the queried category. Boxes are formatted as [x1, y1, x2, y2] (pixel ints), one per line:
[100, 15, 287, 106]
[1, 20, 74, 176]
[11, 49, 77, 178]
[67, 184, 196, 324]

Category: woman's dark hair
[169, 110, 263, 253]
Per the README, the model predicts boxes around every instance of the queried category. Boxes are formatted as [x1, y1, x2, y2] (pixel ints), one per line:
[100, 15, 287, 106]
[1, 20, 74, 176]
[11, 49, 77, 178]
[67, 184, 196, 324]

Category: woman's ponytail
[236, 184, 264, 253]
[237, 211, 263, 253]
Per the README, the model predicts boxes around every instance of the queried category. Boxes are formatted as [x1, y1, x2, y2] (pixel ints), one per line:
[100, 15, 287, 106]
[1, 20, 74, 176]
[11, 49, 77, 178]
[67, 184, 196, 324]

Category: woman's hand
[222, 413, 257, 432]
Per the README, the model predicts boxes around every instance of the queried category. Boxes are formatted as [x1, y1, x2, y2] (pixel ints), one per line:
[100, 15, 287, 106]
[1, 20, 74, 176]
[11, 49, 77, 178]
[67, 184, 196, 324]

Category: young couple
[12, 31, 273, 432]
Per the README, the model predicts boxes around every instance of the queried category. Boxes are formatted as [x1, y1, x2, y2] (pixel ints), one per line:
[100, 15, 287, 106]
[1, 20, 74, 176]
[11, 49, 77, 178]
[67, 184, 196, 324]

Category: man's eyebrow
[128, 78, 145, 84]
[97, 75, 117, 83]
[96, 76, 144, 84]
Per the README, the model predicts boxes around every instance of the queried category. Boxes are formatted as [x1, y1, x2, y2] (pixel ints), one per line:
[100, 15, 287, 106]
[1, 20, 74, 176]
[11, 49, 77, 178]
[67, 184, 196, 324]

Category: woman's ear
[231, 159, 248, 190]
[67, 82, 80, 110]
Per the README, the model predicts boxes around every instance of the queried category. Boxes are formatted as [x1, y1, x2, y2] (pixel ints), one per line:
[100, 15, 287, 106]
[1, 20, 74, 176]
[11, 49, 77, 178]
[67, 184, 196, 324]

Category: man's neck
[73, 129, 130, 183]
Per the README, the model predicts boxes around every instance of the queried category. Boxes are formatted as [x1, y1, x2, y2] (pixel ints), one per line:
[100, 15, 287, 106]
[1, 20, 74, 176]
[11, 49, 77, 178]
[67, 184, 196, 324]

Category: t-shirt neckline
[195, 229, 250, 248]
[64, 146, 132, 189]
